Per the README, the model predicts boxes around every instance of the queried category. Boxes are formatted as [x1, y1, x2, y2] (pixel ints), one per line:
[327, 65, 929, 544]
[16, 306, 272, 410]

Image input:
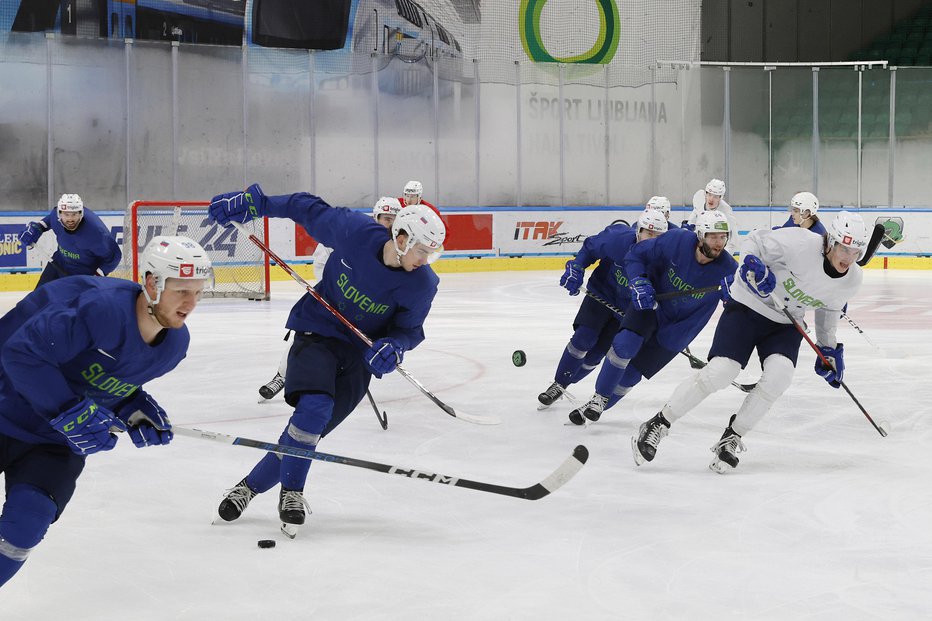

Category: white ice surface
[2, 269, 931, 620]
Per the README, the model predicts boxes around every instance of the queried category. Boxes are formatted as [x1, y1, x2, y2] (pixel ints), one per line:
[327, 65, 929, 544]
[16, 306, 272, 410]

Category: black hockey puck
[257, 539, 276, 549]
[512, 350, 527, 367]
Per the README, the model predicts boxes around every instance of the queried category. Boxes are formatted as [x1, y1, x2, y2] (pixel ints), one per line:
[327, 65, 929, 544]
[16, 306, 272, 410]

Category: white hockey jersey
[689, 189, 739, 253]
[730, 227, 863, 347]
[311, 243, 333, 282]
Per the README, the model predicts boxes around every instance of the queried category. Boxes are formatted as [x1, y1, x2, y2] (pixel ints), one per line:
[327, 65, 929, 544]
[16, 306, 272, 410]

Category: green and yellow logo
[520, 0, 620, 64]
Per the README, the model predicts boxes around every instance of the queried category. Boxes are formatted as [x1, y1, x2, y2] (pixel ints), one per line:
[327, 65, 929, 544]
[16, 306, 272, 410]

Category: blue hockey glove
[364, 338, 405, 378]
[681, 220, 695, 231]
[115, 390, 173, 448]
[50, 398, 126, 455]
[814, 343, 845, 388]
[208, 183, 267, 227]
[630, 277, 656, 311]
[559, 260, 584, 296]
[19, 221, 48, 249]
[720, 272, 735, 303]
[739, 254, 776, 298]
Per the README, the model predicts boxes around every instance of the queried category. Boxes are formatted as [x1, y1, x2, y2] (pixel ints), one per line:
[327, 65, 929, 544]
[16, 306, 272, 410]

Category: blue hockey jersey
[625, 228, 738, 352]
[0, 277, 189, 445]
[263, 193, 439, 352]
[39, 207, 122, 276]
[575, 223, 638, 308]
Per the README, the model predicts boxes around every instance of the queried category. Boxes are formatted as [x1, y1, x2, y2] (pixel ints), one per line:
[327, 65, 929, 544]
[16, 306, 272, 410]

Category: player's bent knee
[570, 326, 599, 353]
[755, 355, 795, 401]
[697, 357, 742, 393]
[0, 484, 57, 558]
[290, 392, 335, 440]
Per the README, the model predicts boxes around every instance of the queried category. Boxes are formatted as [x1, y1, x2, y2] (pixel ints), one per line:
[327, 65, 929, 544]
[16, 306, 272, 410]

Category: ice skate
[568, 394, 608, 426]
[537, 381, 567, 409]
[631, 413, 671, 466]
[709, 416, 745, 474]
[259, 372, 285, 400]
[217, 478, 257, 522]
[279, 488, 312, 539]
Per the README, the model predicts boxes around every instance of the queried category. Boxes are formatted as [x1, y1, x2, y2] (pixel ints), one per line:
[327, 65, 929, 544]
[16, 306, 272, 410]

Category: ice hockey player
[18, 193, 122, 288]
[258, 196, 404, 400]
[538, 209, 668, 409]
[645, 195, 679, 230]
[686, 179, 739, 253]
[569, 210, 738, 426]
[0, 236, 213, 587]
[210, 184, 445, 537]
[774, 191, 826, 236]
[632, 211, 867, 473]
[399, 180, 440, 217]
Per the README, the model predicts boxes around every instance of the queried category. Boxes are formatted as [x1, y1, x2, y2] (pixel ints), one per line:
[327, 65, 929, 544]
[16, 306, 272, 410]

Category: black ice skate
[279, 489, 312, 539]
[631, 413, 671, 466]
[568, 394, 608, 425]
[537, 381, 567, 408]
[217, 478, 258, 522]
[259, 372, 285, 400]
[709, 415, 745, 474]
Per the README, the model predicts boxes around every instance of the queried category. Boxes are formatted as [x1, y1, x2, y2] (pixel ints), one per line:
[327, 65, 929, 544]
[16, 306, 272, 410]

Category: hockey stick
[367, 389, 389, 430]
[175, 427, 588, 501]
[582, 288, 757, 393]
[229, 221, 498, 426]
[856, 224, 885, 267]
[765, 290, 887, 437]
[840, 312, 883, 353]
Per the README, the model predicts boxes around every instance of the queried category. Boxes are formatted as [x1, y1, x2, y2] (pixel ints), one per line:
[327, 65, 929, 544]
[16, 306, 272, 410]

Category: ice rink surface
[3, 269, 931, 620]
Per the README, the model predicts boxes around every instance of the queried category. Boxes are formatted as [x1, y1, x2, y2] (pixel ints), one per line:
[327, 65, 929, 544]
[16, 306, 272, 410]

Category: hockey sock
[245, 453, 283, 494]
[594, 330, 643, 397]
[0, 484, 57, 587]
[279, 393, 333, 491]
[730, 354, 794, 436]
[605, 367, 643, 409]
[554, 326, 599, 386]
[662, 356, 741, 423]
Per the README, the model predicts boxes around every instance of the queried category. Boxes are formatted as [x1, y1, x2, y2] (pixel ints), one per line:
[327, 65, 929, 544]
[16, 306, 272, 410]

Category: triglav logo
[519, 0, 620, 64]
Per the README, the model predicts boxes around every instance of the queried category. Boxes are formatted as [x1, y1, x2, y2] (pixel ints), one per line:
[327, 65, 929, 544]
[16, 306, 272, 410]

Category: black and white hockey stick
[230, 221, 498, 426]
[766, 291, 887, 437]
[175, 427, 588, 501]
[367, 389, 389, 430]
[582, 289, 757, 393]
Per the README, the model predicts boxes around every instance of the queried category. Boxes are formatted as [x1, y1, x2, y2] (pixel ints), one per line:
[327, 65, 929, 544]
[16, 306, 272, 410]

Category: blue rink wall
[1, 205, 930, 291]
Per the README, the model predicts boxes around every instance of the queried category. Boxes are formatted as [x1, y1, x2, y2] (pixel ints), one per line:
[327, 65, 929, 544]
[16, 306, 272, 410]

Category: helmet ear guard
[139, 236, 214, 305]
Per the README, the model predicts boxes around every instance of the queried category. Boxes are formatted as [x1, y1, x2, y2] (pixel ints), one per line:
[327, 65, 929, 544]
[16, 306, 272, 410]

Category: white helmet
[790, 191, 819, 216]
[140, 235, 214, 304]
[372, 196, 403, 219]
[705, 179, 726, 196]
[827, 211, 869, 260]
[637, 209, 668, 234]
[695, 209, 730, 242]
[57, 193, 84, 224]
[392, 205, 446, 257]
[403, 180, 423, 197]
[645, 196, 671, 216]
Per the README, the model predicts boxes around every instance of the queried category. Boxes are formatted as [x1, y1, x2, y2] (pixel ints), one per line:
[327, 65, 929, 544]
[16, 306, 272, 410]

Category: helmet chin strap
[142, 283, 171, 328]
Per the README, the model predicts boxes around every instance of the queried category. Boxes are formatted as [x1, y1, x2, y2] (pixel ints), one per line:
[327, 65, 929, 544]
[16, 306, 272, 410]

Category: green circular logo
[520, 0, 620, 64]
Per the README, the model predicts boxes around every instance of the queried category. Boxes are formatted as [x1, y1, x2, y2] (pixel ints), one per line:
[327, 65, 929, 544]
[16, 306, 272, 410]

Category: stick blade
[446, 405, 501, 425]
[520, 445, 589, 500]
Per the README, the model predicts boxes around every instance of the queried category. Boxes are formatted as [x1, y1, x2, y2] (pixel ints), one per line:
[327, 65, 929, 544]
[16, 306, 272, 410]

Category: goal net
[117, 200, 270, 300]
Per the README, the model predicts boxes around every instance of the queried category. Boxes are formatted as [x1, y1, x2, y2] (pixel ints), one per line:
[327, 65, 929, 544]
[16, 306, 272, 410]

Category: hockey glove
[50, 398, 126, 456]
[364, 338, 405, 378]
[209, 183, 267, 227]
[630, 277, 656, 311]
[814, 343, 845, 388]
[720, 272, 735, 303]
[115, 390, 173, 447]
[19, 221, 48, 249]
[681, 220, 695, 232]
[739, 254, 776, 298]
[559, 260, 584, 296]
